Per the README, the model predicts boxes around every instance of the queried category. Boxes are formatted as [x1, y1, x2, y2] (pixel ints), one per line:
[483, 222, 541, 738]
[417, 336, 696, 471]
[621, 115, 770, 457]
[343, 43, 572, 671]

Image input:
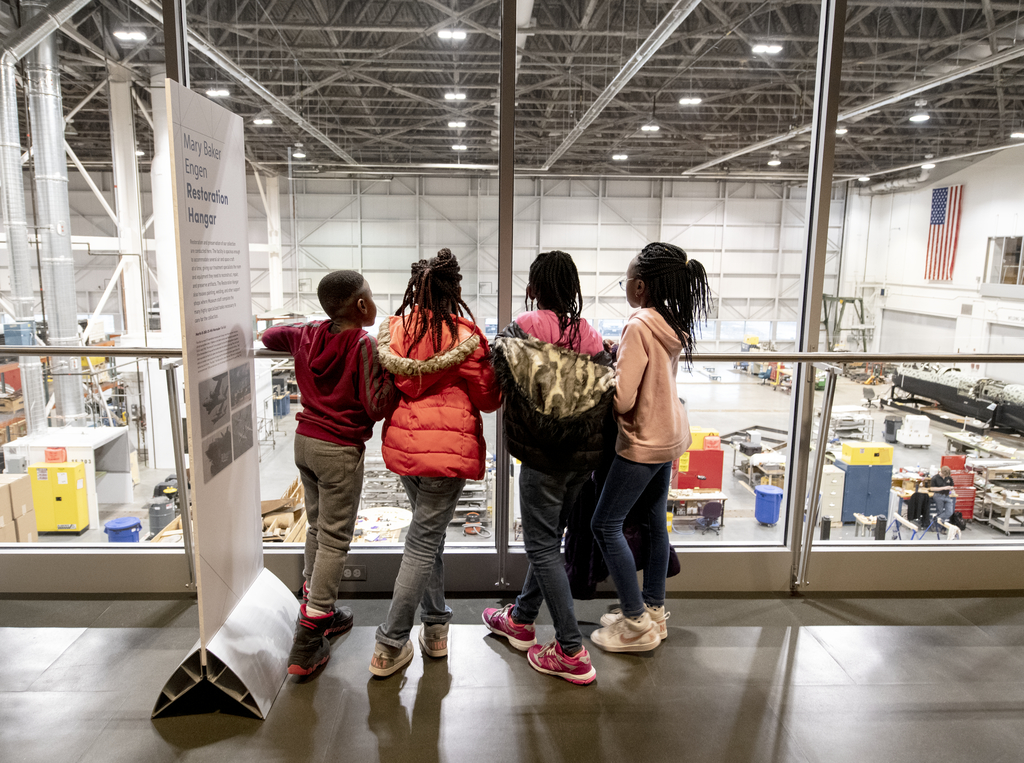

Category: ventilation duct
[23, 0, 86, 424]
[867, 166, 931, 195]
[0, 0, 91, 433]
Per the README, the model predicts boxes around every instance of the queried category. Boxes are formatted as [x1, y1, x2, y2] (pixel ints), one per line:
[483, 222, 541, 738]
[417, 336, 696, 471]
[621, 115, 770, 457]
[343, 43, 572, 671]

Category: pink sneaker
[482, 604, 537, 651]
[527, 641, 596, 685]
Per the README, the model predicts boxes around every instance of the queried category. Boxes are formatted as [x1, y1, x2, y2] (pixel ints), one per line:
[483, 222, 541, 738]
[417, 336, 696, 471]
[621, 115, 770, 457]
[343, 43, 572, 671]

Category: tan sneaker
[369, 641, 414, 677]
[590, 611, 660, 653]
[600, 605, 670, 640]
[419, 623, 449, 658]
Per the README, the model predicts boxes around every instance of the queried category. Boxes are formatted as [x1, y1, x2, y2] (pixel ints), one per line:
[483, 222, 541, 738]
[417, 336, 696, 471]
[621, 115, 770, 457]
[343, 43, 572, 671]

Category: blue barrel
[273, 394, 290, 416]
[105, 516, 142, 543]
[754, 485, 784, 526]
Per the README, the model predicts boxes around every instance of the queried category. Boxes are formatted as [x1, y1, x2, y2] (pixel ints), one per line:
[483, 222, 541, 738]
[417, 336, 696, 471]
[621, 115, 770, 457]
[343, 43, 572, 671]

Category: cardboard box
[0, 474, 33, 518]
[0, 516, 16, 543]
[261, 498, 296, 517]
[14, 510, 36, 542]
[0, 483, 10, 523]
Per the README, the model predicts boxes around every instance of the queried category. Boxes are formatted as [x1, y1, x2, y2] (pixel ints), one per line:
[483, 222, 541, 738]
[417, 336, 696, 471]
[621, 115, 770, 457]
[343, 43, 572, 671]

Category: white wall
[839, 145, 1024, 381]
[0, 172, 844, 351]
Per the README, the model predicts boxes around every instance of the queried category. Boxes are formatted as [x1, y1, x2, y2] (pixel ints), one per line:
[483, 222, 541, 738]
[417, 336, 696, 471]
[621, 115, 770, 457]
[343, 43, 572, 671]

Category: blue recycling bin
[754, 485, 784, 526]
[104, 516, 142, 543]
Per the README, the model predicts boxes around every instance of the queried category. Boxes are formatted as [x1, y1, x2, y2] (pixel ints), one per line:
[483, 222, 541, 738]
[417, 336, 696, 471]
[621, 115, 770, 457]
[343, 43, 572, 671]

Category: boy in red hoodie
[262, 270, 394, 676]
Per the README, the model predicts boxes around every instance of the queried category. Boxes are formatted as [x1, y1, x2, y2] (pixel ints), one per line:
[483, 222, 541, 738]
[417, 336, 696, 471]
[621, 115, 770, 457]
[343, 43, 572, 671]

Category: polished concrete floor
[4, 594, 1024, 762]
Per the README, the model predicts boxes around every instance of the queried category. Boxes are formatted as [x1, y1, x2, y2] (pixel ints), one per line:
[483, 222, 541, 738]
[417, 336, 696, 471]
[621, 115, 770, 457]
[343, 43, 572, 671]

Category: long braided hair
[527, 250, 584, 351]
[397, 248, 476, 352]
[633, 242, 712, 367]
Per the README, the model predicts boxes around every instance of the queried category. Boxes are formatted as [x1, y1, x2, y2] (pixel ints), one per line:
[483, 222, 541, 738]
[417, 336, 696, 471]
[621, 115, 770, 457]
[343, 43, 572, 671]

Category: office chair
[758, 368, 772, 385]
[862, 387, 878, 408]
[695, 501, 723, 535]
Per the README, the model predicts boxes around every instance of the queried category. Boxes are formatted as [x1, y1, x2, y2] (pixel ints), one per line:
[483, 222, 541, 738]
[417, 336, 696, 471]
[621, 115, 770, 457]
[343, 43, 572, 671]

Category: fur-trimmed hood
[378, 312, 484, 399]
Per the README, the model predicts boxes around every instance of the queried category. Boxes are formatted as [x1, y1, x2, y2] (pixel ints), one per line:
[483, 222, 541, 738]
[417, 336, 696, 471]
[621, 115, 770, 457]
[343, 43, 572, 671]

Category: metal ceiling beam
[128, 0, 359, 165]
[540, 0, 702, 171]
[684, 39, 1024, 174]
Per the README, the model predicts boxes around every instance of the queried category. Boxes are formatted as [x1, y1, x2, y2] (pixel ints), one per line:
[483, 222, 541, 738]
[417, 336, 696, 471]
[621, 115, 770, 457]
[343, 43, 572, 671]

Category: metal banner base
[153, 568, 299, 719]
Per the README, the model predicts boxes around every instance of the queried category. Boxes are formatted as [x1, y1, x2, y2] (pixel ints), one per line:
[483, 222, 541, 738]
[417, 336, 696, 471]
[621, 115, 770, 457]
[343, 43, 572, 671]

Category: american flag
[925, 185, 963, 281]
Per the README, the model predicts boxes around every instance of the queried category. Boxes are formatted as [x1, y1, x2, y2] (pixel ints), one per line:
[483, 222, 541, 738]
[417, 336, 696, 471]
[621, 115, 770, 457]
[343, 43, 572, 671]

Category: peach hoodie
[613, 307, 692, 463]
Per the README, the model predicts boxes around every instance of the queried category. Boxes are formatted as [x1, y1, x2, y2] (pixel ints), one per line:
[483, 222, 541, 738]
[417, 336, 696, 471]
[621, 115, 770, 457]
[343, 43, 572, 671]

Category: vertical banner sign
[166, 81, 262, 653]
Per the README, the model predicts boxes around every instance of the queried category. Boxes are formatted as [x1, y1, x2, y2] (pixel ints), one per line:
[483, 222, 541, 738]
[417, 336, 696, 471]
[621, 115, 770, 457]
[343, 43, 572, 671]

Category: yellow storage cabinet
[688, 426, 720, 451]
[29, 462, 89, 533]
[840, 442, 894, 466]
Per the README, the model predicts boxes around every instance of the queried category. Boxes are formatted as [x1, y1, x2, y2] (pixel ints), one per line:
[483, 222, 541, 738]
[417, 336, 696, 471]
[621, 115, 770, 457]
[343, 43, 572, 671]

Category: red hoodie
[262, 321, 393, 448]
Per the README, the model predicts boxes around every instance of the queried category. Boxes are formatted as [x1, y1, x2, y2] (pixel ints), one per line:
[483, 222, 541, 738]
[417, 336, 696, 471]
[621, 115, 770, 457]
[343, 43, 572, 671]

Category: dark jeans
[591, 456, 671, 618]
[512, 465, 590, 654]
[376, 475, 465, 648]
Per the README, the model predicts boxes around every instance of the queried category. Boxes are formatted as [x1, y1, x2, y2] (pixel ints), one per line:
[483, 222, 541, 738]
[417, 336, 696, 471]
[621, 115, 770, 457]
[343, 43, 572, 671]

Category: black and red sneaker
[287, 604, 333, 676]
[300, 583, 355, 639]
[323, 603, 354, 639]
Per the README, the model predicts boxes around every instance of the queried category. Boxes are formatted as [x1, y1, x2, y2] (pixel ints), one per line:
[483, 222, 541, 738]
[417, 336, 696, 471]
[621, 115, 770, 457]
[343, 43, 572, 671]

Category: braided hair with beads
[527, 250, 585, 351]
[397, 248, 477, 352]
[633, 242, 712, 367]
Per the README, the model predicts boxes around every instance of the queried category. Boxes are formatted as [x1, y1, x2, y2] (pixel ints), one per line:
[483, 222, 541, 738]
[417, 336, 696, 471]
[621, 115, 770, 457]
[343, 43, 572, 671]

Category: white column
[145, 67, 179, 470]
[107, 65, 146, 336]
[267, 175, 284, 310]
[150, 67, 180, 340]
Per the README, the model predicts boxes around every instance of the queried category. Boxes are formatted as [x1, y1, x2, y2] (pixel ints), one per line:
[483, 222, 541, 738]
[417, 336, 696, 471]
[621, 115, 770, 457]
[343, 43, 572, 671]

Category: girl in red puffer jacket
[369, 248, 501, 677]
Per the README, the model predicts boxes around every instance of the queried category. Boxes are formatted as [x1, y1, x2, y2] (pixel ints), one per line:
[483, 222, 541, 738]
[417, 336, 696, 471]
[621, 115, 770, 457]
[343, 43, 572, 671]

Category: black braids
[527, 250, 584, 351]
[396, 248, 476, 352]
[634, 242, 713, 368]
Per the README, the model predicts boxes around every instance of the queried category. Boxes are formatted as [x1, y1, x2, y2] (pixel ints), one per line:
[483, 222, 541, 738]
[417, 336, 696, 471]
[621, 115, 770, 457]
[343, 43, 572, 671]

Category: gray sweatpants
[294, 433, 364, 613]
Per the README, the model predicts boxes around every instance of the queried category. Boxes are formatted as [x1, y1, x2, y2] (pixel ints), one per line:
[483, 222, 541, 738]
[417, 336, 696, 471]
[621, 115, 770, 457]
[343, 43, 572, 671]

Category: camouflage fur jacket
[491, 321, 616, 474]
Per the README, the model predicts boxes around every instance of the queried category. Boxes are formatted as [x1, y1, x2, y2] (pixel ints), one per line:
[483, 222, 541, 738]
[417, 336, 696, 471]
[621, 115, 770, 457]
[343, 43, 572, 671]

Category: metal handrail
[0, 346, 1020, 363]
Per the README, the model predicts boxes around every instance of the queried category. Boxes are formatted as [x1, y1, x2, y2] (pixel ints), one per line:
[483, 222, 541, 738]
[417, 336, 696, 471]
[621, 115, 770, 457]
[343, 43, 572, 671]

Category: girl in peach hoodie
[589, 242, 712, 653]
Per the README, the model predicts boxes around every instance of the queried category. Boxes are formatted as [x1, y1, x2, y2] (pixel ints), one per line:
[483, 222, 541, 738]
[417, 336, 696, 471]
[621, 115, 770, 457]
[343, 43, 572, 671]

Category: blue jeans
[376, 475, 465, 648]
[933, 493, 955, 522]
[591, 456, 671, 619]
[512, 465, 590, 654]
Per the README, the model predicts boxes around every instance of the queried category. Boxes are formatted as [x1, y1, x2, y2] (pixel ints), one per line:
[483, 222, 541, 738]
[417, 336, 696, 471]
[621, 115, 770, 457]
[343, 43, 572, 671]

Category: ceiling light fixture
[767, 151, 782, 167]
[448, 121, 466, 128]
[835, 127, 848, 135]
[253, 118, 273, 125]
[438, 30, 467, 40]
[1011, 131, 1024, 139]
[444, 92, 466, 101]
[452, 144, 468, 151]
[858, 176, 871, 182]
[135, 150, 145, 157]
[921, 163, 936, 169]
[910, 98, 930, 122]
[612, 154, 628, 161]
[752, 44, 782, 54]
[292, 150, 306, 159]
[113, 30, 146, 42]
[206, 89, 229, 98]
[641, 124, 660, 132]
[678, 97, 702, 106]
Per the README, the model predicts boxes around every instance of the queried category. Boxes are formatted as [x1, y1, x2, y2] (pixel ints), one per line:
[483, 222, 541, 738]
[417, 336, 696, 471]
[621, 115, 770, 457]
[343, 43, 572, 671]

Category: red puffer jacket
[378, 311, 501, 480]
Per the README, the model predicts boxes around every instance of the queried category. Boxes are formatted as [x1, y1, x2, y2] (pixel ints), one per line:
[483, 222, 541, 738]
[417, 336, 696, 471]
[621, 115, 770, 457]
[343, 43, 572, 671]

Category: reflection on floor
[4, 594, 1024, 763]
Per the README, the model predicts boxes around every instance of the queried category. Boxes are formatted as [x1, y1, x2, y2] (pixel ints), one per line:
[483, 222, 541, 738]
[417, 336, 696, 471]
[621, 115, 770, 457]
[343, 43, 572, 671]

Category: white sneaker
[590, 611, 660, 653]
[600, 605, 670, 640]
